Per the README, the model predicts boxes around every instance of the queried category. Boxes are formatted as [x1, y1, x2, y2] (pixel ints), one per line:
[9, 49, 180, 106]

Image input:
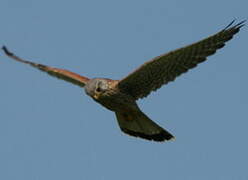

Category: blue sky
[0, 0, 247, 179]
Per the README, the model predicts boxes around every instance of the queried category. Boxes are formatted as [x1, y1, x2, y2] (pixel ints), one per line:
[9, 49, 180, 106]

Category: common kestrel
[2, 20, 245, 142]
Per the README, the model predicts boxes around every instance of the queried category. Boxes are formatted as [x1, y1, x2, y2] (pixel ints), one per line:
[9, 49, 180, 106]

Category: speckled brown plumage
[2, 20, 245, 142]
[118, 20, 245, 100]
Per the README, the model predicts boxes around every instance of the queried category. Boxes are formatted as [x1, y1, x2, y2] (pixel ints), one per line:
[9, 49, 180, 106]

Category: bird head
[84, 78, 109, 99]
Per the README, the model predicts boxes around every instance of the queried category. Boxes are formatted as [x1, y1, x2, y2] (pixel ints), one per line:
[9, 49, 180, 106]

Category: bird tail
[115, 110, 174, 142]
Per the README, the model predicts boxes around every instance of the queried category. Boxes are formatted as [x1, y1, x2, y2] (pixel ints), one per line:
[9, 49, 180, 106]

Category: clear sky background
[0, 0, 247, 179]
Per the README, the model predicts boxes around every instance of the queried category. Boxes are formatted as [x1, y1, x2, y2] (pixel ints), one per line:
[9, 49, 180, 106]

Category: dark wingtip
[2, 46, 13, 56]
[224, 19, 246, 30]
[224, 19, 236, 29]
[233, 20, 246, 29]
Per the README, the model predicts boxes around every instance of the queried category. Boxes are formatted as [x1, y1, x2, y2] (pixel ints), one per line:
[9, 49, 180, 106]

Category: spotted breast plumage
[2, 20, 245, 142]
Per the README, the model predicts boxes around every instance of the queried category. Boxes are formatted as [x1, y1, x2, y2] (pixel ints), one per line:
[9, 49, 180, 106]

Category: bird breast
[94, 88, 137, 112]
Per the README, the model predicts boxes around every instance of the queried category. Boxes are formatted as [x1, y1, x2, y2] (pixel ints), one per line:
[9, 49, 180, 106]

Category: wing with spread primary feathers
[117, 20, 245, 100]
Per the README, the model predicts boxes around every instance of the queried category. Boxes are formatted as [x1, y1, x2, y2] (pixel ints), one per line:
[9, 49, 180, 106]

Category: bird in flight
[2, 20, 245, 142]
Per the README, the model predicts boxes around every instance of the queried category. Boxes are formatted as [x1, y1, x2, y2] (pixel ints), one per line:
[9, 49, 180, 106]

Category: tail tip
[121, 127, 175, 142]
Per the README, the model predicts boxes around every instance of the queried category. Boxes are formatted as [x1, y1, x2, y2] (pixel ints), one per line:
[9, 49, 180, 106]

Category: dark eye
[96, 87, 101, 92]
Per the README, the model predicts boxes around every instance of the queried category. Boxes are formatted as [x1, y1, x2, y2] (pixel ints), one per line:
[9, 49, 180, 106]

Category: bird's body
[85, 78, 136, 112]
[2, 20, 245, 142]
[84, 78, 174, 141]
[85, 79, 125, 111]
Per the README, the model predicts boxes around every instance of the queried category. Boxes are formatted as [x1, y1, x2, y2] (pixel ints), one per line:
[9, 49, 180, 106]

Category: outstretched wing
[117, 20, 245, 100]
[2, 46, 90, 87]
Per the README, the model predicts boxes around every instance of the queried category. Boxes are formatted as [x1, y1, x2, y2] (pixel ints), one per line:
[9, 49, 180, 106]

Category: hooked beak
[93, 93, 100, 99]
